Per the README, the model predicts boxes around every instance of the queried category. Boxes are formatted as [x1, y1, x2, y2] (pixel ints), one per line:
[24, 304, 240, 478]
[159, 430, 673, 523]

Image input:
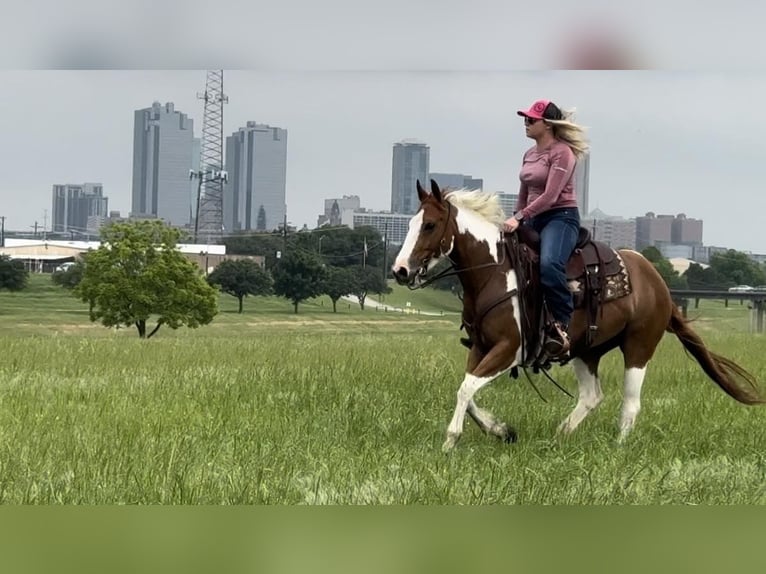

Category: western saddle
[460, 225, 632, 371]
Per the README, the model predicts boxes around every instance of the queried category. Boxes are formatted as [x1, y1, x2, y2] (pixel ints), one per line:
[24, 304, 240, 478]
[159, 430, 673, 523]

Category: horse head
[392, 179, 456, 287]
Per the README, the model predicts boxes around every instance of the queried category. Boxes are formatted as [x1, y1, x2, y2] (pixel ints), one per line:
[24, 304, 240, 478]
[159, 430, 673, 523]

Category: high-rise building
[429, 173, 483, 191]
[52, 183, 109, 235]
[671, 213, 703, 245]
[391, 140, 429, 215]
[635, 212, 674, 250]
[223, 122, 288, 232]
[574, 152, 590, 217]
[131, 101, 196, 226]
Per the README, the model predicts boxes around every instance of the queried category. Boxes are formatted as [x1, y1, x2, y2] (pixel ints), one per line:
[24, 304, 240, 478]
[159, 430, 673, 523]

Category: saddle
[503, 225, 632, 369]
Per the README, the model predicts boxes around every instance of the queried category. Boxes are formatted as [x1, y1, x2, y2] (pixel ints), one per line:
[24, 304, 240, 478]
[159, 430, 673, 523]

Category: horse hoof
[442, 434, 459, 453]
[504, 427, 518, 443]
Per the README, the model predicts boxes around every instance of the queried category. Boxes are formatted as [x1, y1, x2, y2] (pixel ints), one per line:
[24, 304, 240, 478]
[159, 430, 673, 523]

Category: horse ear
[416, 179, 428, 202]
[430, 179, 443, 202]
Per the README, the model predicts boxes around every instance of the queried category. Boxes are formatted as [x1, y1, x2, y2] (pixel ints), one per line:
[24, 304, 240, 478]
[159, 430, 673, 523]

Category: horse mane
[444, 188, 506, 226]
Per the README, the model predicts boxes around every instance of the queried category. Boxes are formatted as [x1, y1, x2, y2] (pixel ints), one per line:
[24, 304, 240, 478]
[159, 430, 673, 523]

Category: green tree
[0, 255, 28, 291]
[321, 265, 360, 312]
[708, 249, 766, 287]
[74, 220, 218, 338]
[350, 265, 391, 310]
[272, 251, 328, 313]
[207, 258, 274, 313]
[51, 261, 84, 290]
[641, 246, 687, 289]
[684, 262, 727, 290]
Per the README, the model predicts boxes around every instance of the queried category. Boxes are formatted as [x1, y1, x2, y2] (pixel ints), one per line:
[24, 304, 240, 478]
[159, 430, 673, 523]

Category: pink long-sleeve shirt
[515, 140, 578, 220]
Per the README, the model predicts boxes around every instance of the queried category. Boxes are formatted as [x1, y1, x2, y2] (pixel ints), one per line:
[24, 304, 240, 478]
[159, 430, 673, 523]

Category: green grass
[0, 275, 765, 503]
[376, 282, 463, 315]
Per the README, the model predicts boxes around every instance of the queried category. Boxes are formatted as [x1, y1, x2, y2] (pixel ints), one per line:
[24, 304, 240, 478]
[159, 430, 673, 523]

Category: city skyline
[1, 71, 765, 254]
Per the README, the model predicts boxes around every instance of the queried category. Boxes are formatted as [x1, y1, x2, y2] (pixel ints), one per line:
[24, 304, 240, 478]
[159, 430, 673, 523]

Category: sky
[1, 69, 765, 253]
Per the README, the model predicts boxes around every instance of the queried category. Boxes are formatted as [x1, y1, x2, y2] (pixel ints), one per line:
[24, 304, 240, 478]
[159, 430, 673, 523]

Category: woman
[504, 99, 589, 359]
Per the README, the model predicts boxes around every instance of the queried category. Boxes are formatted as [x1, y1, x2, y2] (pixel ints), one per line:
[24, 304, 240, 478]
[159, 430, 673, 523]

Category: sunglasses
[524, 117, 540, 126]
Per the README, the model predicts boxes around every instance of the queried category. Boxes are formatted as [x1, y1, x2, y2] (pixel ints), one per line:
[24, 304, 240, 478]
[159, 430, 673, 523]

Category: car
[54, 262, 77, 273]
[728, 285, 754, 293]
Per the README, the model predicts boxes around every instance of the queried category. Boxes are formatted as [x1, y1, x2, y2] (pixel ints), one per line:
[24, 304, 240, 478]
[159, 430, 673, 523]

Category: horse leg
[467, 399, 517, 443]
[442, 341, 515, 452]
[617, 327, 663, 443]
[557, 355, 604, 435]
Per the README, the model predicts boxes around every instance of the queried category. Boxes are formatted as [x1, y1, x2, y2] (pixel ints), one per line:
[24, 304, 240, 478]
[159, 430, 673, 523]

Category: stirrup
[544, 323, 570, 358]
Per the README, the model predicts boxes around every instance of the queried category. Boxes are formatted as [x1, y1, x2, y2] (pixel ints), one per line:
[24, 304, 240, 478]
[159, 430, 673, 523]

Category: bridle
[407, 199, 507, 290]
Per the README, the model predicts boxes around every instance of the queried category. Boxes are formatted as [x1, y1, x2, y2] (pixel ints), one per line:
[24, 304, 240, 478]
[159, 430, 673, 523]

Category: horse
[392, 179, 764, 453]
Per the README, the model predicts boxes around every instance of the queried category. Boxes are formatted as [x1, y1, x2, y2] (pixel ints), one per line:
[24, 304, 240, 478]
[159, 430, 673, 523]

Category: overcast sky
[1, 70, 765, 253]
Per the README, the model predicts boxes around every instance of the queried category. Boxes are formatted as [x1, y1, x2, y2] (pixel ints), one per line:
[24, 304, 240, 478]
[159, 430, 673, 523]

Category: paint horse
[392, 180, 764, 452]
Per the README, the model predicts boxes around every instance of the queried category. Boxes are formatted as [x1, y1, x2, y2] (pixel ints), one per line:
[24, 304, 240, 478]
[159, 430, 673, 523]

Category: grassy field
[0, 275, 765, 504]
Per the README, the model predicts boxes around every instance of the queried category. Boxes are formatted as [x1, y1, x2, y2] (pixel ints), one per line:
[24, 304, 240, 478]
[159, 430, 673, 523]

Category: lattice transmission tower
[192, 70, 228, 244]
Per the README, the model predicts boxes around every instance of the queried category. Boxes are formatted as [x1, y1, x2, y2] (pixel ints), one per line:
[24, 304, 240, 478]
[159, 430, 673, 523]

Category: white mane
[444, 188, 506, 226]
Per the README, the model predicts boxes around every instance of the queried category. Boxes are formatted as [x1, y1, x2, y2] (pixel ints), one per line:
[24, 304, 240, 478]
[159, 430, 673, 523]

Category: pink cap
[517, 99, 550, 119]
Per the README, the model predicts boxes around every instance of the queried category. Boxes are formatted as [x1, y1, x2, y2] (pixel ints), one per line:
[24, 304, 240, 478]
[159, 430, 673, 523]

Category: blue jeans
[527, 207, 580, 326]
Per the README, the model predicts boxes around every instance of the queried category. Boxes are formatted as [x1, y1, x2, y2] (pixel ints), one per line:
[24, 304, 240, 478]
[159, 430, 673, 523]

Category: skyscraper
[52, 183, 109, 234]
[391, 140, 429, 215]
[223, 121, 288, 232]
[574, 152, 590, 217]
[131, 101, 196, 226]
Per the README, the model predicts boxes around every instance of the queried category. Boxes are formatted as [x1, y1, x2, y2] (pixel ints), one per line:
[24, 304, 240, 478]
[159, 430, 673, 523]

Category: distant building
[429, 173, 483, 191]
[342, 210, 414, 246]
[391, 140, 429, 215]
[635, 212, 675, 250]
[131, 101, 197, 226]
[584, 208, 636, 250]
[317, 195, 361, 227]
[495, 192, 520, 217]
[671, 213, 703, 245]
[52, 183, 109, 236]
[574, 152, 590, 217]
[224, 121, 288, 232]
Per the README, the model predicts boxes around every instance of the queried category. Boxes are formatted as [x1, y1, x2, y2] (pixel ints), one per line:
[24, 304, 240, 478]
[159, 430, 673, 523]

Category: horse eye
[423, 222, 436, 232]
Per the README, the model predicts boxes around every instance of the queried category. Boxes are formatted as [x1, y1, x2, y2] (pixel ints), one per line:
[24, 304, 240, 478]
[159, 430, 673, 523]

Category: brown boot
[544, 321, 570, 358]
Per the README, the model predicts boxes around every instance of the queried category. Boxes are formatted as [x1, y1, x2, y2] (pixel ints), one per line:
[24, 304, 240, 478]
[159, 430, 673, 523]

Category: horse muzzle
[392, 264, 428, 286]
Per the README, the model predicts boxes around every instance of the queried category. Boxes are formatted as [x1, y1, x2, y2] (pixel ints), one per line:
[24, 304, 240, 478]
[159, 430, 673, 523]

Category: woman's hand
[503, 217, 520, 233]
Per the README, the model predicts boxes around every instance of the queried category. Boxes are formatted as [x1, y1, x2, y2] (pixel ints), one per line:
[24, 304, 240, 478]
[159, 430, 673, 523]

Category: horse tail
[666, 305, 765, 405]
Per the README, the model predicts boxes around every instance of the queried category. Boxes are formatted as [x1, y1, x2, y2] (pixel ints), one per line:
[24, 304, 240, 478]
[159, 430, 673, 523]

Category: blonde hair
[545, 107, 590, 160]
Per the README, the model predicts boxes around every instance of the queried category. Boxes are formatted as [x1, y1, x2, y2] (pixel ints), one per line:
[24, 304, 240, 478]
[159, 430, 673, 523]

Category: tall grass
[0, 275, 765, 503]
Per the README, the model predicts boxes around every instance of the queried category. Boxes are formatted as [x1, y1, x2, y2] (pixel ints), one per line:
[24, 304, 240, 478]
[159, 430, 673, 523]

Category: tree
[684, 262, 727, 290]
[74, 220, 218, 338]
[272, 251, 328, 313]
[708, 249, 766, 288]
[350, 265, 391, 310]
[51, 261, 84, 290]
[0, 255, 28, 291]
[207, 258, 274, 313]
[641, 246, 687, 289]
[321, 265, 359, 312]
